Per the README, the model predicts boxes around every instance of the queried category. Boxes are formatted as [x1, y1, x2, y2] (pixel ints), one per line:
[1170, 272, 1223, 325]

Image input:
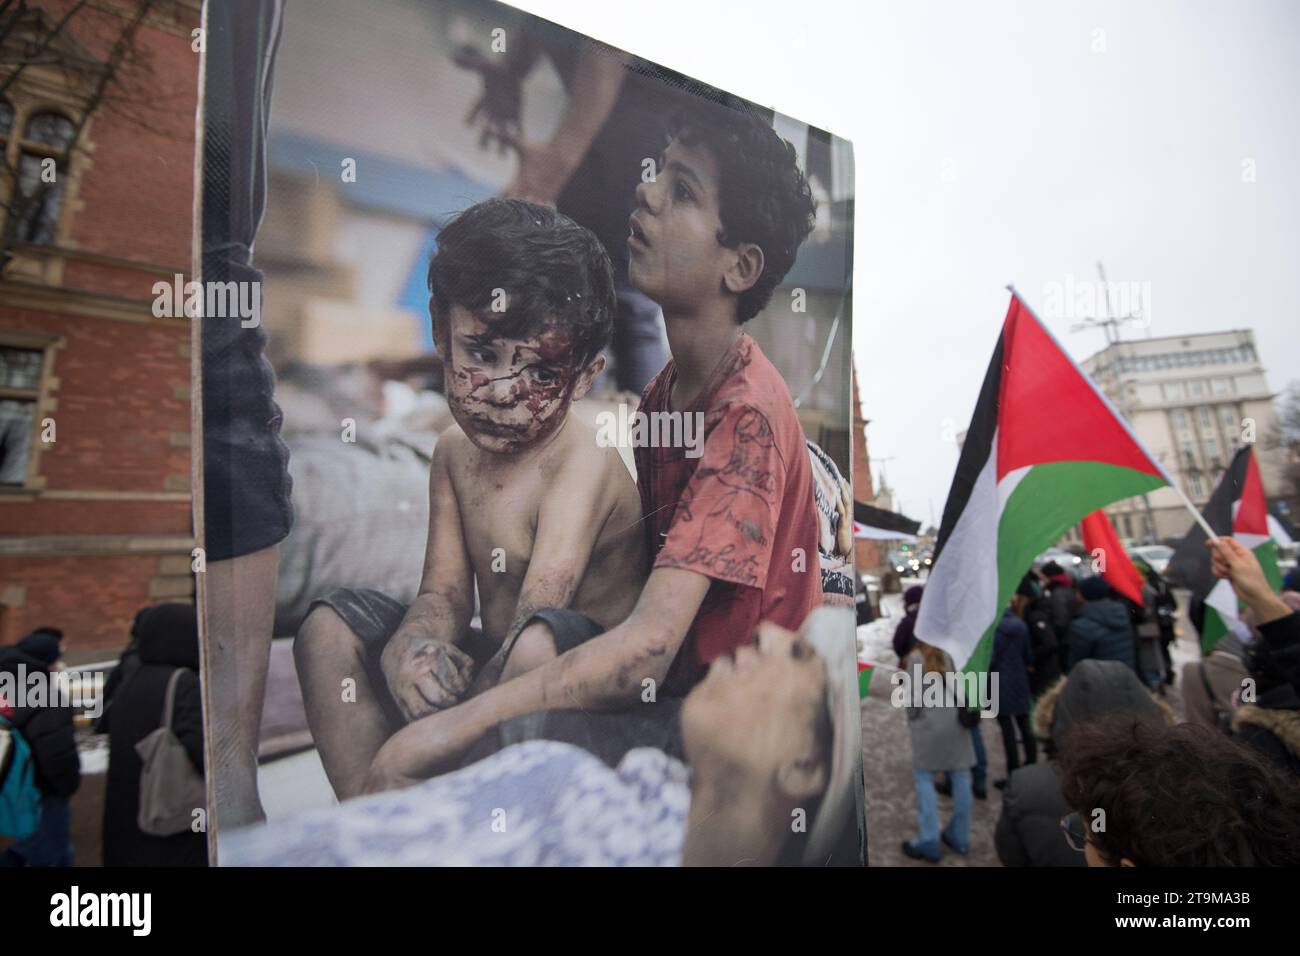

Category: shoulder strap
[161, 668, 185, 730]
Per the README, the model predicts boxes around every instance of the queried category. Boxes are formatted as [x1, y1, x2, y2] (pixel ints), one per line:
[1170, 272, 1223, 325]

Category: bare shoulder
[431, 423, 471, 476]
[552, 415, 629, 488]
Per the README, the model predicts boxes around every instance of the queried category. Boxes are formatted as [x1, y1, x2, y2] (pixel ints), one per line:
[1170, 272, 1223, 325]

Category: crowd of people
[891, 537, 1300, 866]
[0, 603, 207, 867]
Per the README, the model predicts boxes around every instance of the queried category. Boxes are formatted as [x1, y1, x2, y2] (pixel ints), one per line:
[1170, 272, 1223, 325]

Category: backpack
[135, 668, 206, 837]
[0, 712, 42, 840]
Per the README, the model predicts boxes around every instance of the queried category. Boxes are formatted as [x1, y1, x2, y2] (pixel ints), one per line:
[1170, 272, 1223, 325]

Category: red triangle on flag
[996, 296, 1165, 482]
[1234, 447, 1269, 538]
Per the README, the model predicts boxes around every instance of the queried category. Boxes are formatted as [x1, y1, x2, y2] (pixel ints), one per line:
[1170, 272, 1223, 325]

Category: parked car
[1034, 546, 1083, 570]
[1128, 544, 1174, 576]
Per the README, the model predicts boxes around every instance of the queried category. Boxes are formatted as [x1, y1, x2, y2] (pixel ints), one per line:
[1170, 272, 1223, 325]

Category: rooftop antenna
[1069, 261, 1145, 344]
[1068, 261, 1160, 541]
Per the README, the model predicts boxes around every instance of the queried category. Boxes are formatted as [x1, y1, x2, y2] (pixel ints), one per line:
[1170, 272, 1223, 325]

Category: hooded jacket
[995, 659, 1172, 867]
[100, 603, 207, 867]
[0, 645, 80, 798]
[1067, 599, 1136, 672]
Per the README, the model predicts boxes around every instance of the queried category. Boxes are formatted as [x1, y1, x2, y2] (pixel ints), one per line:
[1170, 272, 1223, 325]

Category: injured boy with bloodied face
[292, 199, 649, 801]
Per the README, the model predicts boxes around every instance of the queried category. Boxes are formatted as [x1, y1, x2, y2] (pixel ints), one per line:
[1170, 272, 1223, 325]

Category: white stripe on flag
[1206, 577, 1255, 642]
[1267, 515, 1293, 547]
[915, 437, 1000, 666]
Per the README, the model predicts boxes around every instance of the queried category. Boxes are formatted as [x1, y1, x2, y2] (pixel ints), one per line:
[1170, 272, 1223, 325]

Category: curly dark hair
[666, 101, 817, 323]
[427, 198, 616, 367]
[1057, 714, 1300, 866]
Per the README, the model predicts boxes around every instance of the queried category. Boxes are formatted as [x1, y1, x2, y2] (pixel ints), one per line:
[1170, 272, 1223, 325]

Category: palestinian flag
[916, 292, 1171, 672]
[858, 661, 874, 698]
[1081, 508, 1146, 606]
[1166, 445, 1283, 651]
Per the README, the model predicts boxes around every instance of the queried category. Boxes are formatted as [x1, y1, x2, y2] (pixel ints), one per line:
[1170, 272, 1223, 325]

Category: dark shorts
[308, 587, 605, 729]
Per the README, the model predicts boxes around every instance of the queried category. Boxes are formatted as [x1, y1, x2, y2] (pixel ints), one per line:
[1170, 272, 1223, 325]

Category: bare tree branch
[0, 0, 159, 272]
[0, 0, 92, 101]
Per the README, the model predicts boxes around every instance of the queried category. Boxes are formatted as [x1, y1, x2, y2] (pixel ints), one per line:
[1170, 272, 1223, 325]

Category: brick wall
[0, 553, 194, 652]
[1, 1, 199, 657]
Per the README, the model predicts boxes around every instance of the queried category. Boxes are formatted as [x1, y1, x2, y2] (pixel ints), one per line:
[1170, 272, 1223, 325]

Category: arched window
[7, 110, 77, 245]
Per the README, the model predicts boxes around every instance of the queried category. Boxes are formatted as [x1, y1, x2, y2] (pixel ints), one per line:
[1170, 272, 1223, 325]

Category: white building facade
[1077, 329, 1284, 544]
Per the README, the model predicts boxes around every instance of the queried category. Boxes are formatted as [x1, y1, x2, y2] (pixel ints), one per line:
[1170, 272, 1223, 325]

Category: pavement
[858, 577, 1198, 867]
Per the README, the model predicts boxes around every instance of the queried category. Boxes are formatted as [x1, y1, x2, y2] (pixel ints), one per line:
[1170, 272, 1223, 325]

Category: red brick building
[0, 1, 200, 656]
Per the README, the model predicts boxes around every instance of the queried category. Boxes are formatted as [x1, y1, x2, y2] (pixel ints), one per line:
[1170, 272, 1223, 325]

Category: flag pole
[1167, 480, 1219, 543]
[1005, 284, 1220, 545]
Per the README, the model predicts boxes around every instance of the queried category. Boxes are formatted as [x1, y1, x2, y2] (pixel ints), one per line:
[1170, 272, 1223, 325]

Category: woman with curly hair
[1057, 714, 1300, 866]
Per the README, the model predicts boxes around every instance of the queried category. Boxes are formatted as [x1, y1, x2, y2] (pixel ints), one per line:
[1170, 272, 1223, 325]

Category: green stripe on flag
[1201, 541, 1282, 653]
[1201, 605, 1227, 654]
[963, 460, 1166, 673]
[858, 664, 873, 698]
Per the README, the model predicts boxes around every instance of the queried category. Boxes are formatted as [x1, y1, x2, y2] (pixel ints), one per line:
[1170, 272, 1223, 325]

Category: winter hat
[1051, 659, 1161, 746]
[902, 584, 924, 611]
[17, 629, 62, 665]
[1079, 576, 1111, 601]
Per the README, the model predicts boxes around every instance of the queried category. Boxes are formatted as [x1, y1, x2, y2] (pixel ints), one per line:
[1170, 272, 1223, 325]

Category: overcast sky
[516, 0, 1300, 527]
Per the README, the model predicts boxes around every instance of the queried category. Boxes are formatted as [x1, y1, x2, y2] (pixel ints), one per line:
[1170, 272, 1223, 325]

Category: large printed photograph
[196, 0, 862, 865]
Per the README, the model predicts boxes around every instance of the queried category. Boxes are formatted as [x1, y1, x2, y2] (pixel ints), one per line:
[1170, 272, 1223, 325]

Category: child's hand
[361, 746, 422, 796]
[385, 639, 476, 721]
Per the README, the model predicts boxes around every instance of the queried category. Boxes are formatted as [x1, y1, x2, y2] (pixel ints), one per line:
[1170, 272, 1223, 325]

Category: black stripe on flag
[1165, 444, 1252, 600]
[933, 331, 1004, 563]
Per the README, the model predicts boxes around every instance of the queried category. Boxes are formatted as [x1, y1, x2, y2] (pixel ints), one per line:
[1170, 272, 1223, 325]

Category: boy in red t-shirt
[365, 99, 822, 788]
[622, 101, 823, 692]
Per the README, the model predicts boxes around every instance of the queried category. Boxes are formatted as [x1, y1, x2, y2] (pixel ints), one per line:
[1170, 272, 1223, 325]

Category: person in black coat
[1040, 561, 1078, 664]
[1209, 538, 1300, 778]
[990, 606, 1036, 786]
[99, 603, 207, 867]
[0, 629, 80, 866]
[1018, 571, 1061, 697]
[995, 659, 1171, 867]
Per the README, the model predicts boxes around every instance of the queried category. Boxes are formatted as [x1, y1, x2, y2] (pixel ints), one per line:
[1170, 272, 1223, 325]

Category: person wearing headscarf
[100, 603, 207, 866]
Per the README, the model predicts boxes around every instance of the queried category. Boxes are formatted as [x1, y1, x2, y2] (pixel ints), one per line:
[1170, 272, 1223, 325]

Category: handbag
[135, 668, 206, 836]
